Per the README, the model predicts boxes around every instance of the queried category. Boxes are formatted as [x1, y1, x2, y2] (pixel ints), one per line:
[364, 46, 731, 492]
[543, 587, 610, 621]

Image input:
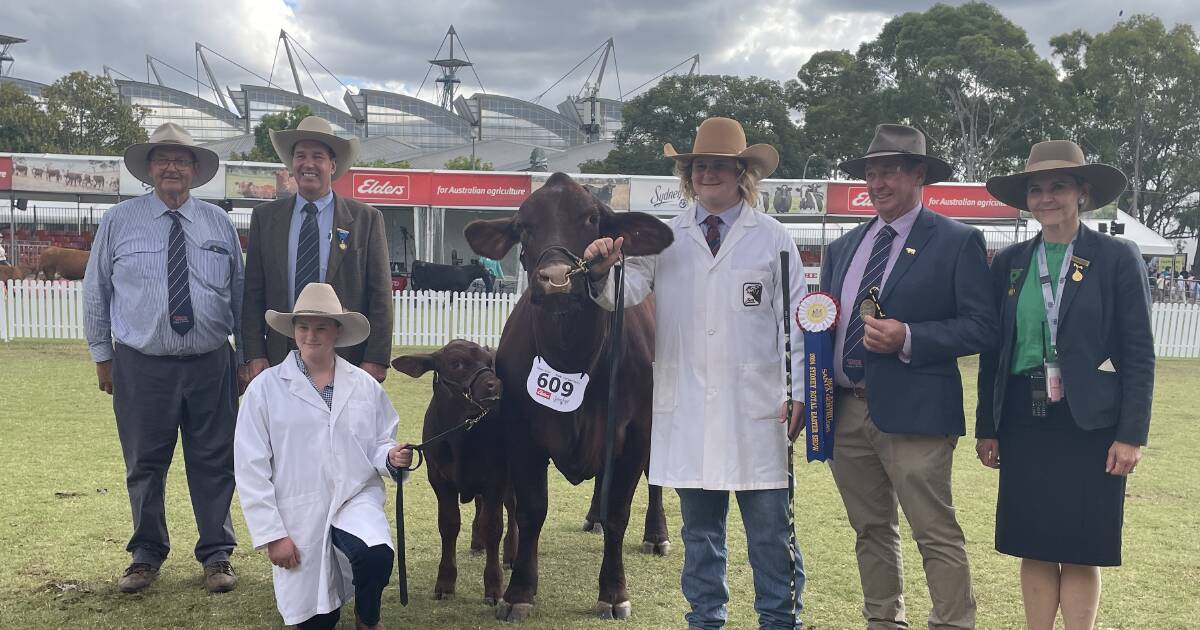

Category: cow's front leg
[502, 484, 519, 569]
[470, 496, 486, 554]
[594, 447, 643, 620]
[479, 483, 506, 605]
[582, 473, 604, 533]
[496, 455, 548, 622]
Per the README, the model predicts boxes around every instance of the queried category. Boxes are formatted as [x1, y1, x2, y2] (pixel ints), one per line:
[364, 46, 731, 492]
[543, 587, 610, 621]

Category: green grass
[0, 340, 1195, 629]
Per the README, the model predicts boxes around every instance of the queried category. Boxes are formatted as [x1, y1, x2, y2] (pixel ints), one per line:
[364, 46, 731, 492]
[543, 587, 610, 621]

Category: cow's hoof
[470, 547, 485, 556]
[484, 596, 498, 606]
[595, 600, 632, 620]
[581, 520, 602, 533]
[654, 541, 671, 556]
[432, 591, 455, 600]
[495, 599, 534, 621]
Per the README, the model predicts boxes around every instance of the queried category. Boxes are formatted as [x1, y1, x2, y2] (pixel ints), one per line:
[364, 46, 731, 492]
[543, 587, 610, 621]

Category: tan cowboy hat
[986, 140, 1127, 211]
[270, 115, 360, 181]
[839, 124, 953, 185]
[124, 123, 220, 188]
[265, 283, 370, 348]
[664, 117, 780, 179]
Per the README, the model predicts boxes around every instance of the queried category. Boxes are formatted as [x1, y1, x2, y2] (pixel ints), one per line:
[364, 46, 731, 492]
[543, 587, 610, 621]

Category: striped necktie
[165, 211, 194, 336]
[703, 215, 723, 256]
[842, 224, 897, 383]
[295, 202, 320, 301]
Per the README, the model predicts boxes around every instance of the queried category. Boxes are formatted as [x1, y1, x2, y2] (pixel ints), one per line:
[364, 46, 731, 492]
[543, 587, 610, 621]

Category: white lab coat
[235, 352, 402, 626]
[594, 203, 806, 490]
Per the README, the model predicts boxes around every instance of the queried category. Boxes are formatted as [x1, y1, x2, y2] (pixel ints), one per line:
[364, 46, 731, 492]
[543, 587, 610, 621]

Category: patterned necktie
[703, 215, 723, 256]
[165, 211, 194, 336]
[295, 202, 320, 302]
[842, 224, 897, 383]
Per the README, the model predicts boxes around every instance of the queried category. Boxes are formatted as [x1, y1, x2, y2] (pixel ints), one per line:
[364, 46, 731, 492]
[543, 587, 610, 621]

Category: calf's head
[392, 340, 503, 416]
[465, 172, 673, 306]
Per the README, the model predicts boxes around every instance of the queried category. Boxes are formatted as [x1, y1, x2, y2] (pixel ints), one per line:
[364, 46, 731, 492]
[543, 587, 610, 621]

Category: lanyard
[1036, 236, 1075, 354]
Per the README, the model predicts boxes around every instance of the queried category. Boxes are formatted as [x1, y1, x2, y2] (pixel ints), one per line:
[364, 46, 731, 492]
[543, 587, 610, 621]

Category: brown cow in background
[35, 246, 89, 280]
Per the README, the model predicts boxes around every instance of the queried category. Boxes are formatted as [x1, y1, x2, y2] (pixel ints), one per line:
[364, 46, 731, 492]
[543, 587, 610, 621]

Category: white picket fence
[4, 279, 1200, 358]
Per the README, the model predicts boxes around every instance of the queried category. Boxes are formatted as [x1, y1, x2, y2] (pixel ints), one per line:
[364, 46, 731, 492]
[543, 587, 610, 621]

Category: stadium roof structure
[116, 80, 244, 144]
[0, 76, 46, 99]
[228, 83, 364, 138]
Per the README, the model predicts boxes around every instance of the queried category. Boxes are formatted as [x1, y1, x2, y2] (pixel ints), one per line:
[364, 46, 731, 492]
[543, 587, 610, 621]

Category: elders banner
[827, 182, 1019, 220]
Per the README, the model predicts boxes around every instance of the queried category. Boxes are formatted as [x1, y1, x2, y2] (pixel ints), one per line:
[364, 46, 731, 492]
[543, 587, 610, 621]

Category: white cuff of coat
[899, 323, 912, 363]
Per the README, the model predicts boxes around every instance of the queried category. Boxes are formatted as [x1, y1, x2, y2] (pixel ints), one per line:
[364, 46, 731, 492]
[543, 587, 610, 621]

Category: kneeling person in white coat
[235, 283, 412, 630]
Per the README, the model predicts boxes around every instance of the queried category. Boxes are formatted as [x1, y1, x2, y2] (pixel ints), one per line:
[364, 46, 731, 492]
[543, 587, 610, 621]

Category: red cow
[465, 172, 673, 621]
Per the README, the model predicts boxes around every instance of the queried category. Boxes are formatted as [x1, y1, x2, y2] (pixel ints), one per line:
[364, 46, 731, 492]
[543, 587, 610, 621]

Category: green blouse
[1010, 241, 1068, 374]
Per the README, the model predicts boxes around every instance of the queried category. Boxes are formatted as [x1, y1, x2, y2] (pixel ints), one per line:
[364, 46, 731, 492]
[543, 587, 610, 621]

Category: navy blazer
[976, 225, 1155, 445]
[820, 207, 998, 436]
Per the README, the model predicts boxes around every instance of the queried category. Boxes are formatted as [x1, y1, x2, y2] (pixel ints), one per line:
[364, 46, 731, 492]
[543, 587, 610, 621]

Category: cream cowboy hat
[986, 140, 1127, 211]
[270, 115, 360, 181]
[664, 117, 780, 179]
[124, 123, 220, 188]
[839, 124, 953, 185]
[265, 283, 371, 348]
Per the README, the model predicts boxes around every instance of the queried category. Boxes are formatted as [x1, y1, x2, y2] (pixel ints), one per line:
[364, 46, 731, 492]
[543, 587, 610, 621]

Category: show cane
[780, 250, 799, 626]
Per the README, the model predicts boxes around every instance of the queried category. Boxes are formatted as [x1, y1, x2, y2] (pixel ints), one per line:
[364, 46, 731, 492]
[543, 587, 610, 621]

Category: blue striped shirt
[84, 193, 244, 362]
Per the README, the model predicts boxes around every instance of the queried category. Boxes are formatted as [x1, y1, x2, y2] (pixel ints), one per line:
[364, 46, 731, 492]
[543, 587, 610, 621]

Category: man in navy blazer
[819, 125, 998, 630]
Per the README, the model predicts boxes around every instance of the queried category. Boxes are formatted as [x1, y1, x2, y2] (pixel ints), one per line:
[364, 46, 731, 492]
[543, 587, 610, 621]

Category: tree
[0, 83, 58, 153]
[237, 105, 314, 162]
[790, 2, 1065, 181]
[1052, 15, 1200, 237]
[585, 74, 807, 177]
[443, 155, 493, 171]
[355, 158, 412, 169]
[41, 71, 147, 155]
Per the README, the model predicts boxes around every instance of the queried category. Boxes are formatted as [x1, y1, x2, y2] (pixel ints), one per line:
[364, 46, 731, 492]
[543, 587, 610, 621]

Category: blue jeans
[677, 487, 804, 630]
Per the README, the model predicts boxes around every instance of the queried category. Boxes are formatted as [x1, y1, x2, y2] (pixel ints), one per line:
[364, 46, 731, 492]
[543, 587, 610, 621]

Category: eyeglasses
[150, 157, 195, 169]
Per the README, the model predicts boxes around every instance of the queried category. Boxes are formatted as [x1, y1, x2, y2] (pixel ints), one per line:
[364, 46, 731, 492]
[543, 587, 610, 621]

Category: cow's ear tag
[527, 356, 589, 412]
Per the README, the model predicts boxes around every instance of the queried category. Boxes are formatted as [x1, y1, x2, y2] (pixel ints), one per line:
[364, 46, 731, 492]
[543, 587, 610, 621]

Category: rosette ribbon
[795, 292, 839, 462]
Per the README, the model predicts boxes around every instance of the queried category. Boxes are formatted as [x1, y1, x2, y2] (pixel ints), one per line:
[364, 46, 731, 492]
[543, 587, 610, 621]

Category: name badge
[526, 356, 589, 412]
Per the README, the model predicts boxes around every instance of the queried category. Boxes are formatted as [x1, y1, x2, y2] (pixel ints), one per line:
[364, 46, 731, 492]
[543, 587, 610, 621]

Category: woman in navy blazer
[975, 141, 1154, 630]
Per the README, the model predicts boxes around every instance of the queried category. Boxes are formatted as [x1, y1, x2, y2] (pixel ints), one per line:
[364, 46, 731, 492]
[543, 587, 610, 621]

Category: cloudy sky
[5, 0, 1198, 112]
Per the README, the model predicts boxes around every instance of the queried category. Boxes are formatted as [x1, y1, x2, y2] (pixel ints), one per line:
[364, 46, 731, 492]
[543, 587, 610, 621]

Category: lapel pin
[905, 247, 916, 255]
[336, 228, 350, 251]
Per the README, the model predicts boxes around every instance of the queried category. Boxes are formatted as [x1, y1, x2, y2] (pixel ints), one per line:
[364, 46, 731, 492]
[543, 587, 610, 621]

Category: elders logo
[849, 188, 874, 208]
[354, 174, 410, 201]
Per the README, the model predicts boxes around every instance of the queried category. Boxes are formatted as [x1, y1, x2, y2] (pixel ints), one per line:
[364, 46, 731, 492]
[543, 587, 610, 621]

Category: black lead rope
[597, 257, 625, 523]
[780, 250, 799, 626]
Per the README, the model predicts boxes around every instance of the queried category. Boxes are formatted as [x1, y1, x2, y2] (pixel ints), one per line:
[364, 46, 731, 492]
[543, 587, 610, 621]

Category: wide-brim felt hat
[124, 122, 220, 188]
[986, 140, 1127, 211]
[664, 117, 780, 179]
[265, 283, 371, 348]
[839, 123, 953, 185]
[270, 115, 359, 181]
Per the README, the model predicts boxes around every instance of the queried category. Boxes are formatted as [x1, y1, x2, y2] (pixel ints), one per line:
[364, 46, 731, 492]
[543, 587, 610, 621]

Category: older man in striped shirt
[84, 123, 243, 595]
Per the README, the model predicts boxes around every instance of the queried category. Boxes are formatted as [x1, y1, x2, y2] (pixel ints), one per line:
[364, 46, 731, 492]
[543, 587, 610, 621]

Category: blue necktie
[166, 211, 193, 336]
[295, 202, 320, 302]
[843, 225, 896, 383]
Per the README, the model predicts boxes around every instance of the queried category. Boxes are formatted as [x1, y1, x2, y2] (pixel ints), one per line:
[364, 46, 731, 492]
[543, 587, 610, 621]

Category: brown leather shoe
[355, 612, 385, 630]
[118, 562, 159, 593]
[203, 560, 237, 593]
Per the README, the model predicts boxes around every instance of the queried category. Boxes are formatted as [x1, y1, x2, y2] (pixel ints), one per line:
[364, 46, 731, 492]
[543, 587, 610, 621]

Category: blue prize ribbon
[803, 328, 835, 462]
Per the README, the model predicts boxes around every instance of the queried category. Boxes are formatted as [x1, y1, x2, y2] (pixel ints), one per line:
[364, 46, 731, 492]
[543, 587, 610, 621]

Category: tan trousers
[828, 393, 976, 630]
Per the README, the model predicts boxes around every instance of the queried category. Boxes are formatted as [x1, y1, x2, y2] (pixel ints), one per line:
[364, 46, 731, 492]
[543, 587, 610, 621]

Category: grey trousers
[112, 343, 238, 567]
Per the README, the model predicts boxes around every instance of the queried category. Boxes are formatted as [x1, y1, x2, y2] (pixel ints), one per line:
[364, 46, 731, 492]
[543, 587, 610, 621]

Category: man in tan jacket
[242, 116, 393, 384]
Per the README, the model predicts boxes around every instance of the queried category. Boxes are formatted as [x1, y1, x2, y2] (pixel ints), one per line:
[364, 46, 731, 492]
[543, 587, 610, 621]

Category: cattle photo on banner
[796, 292, 839, 461]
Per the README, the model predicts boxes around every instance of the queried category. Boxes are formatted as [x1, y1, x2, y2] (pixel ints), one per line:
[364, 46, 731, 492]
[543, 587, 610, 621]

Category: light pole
[802, 154, 817, 180]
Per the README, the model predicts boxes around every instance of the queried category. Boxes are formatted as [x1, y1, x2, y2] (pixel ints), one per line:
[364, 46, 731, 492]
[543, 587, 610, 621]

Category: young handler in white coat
[235, 283, 412, 630]
[585, 117, 808, 630]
